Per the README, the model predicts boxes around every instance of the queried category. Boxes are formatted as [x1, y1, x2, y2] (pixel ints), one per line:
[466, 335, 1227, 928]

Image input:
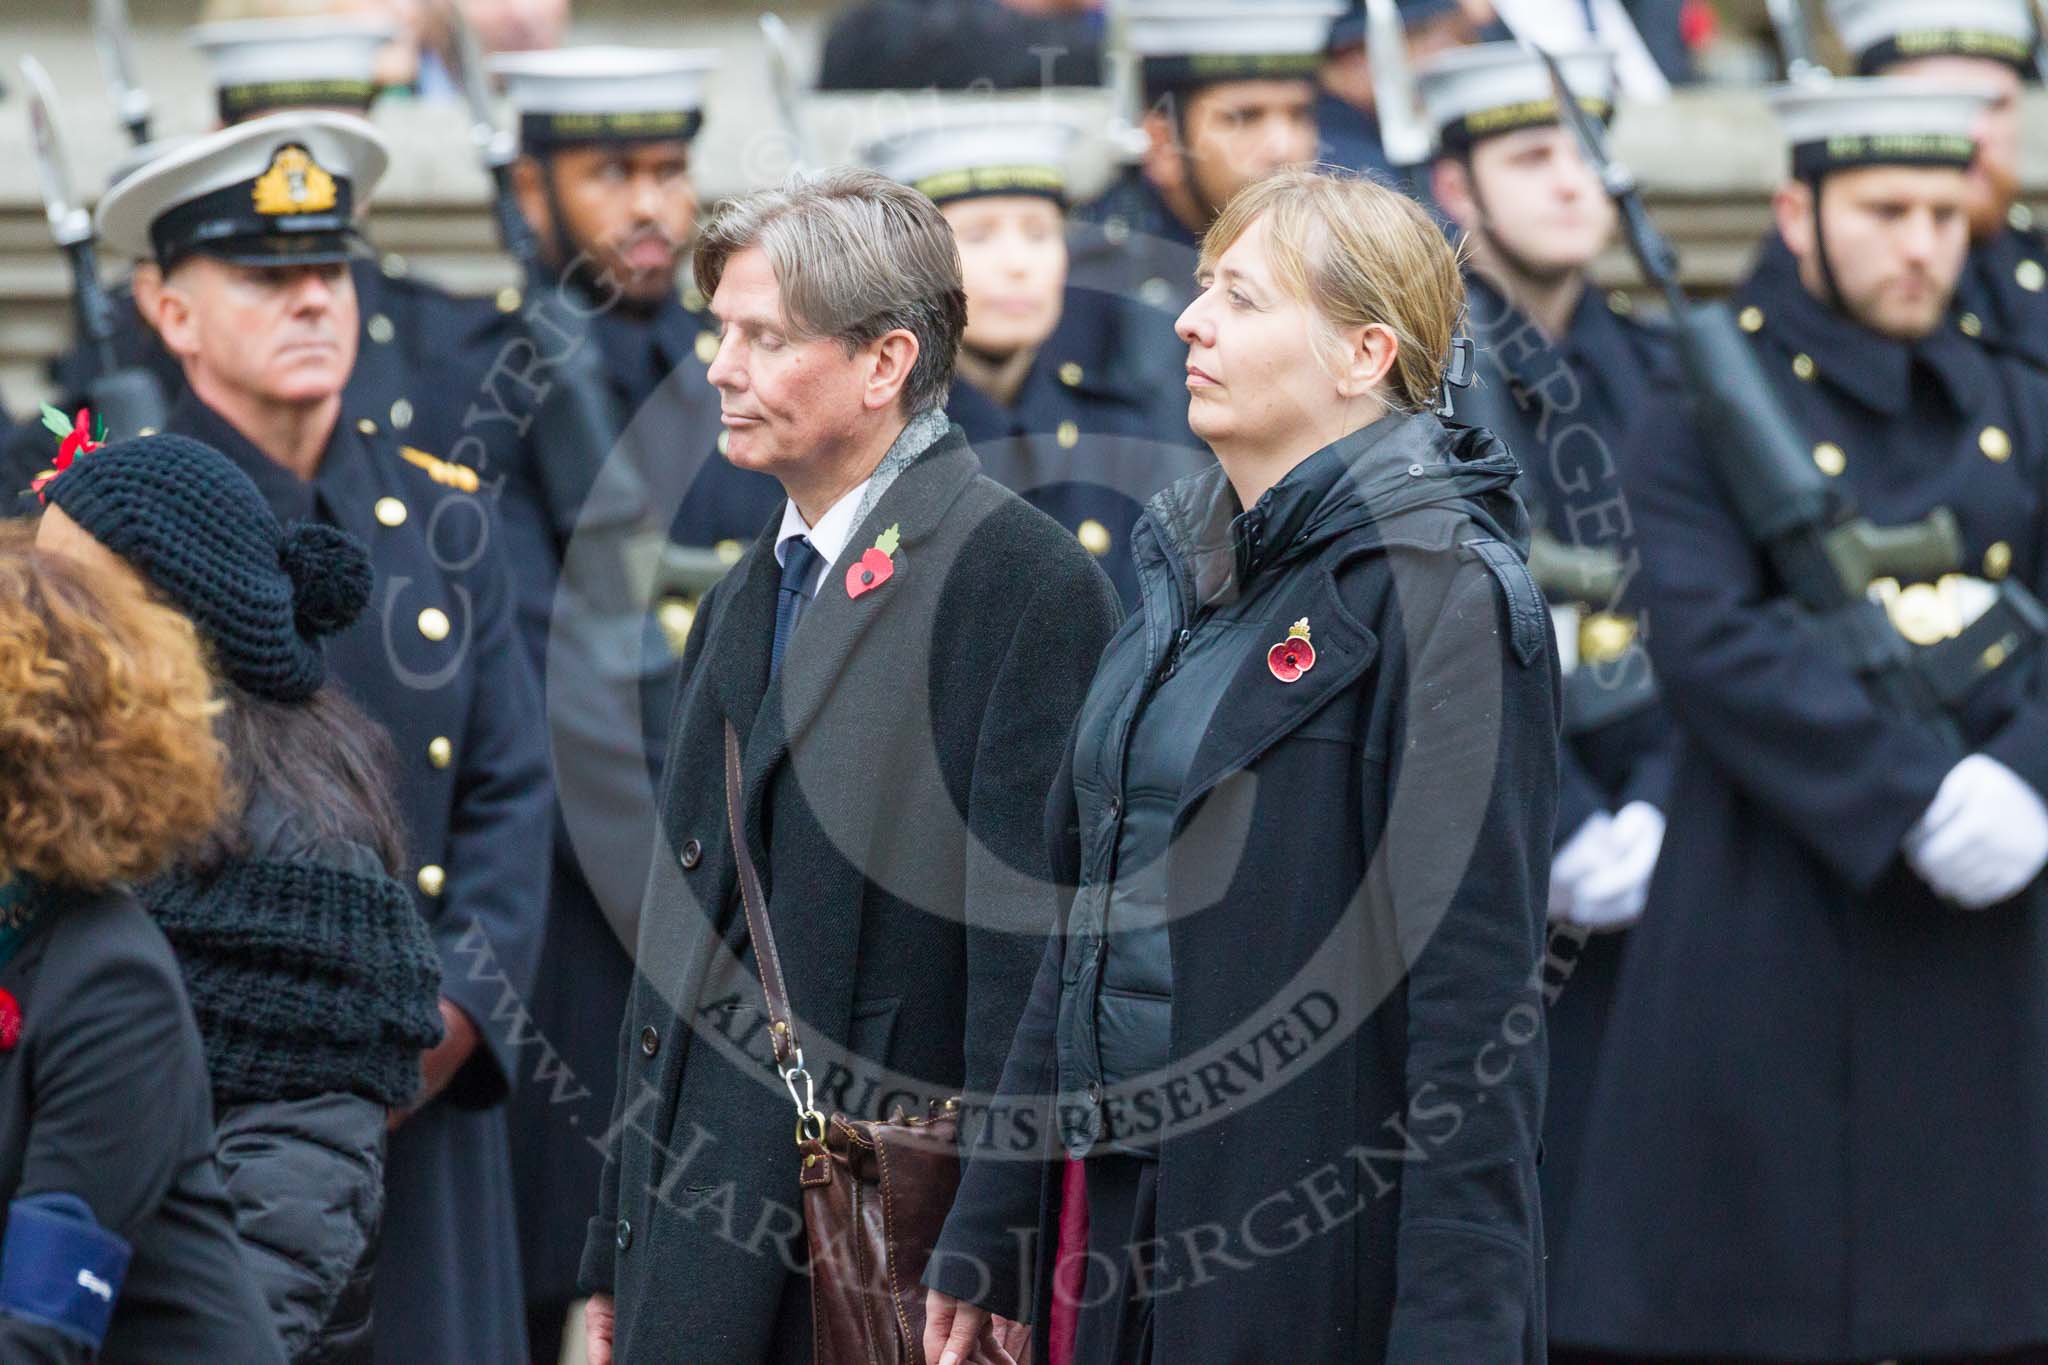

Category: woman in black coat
[0, 533, 284, 1364]
[33, 435, 444, 1364]
[923, 168, 1561, 1364]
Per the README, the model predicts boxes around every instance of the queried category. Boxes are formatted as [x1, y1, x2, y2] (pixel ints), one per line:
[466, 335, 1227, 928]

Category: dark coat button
[616, 1218, 632, 1251]
[640, 1025, 660, 1058]
[680, 838, 703, 870]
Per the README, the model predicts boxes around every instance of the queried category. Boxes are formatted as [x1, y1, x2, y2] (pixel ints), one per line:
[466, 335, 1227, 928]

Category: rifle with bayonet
[1537, 47, 2048, 751]
[1763, 0, 1830, 83]
[20, 56, 167, 449]
[441, 0, 646, 550]
[91, 0, 153, 147]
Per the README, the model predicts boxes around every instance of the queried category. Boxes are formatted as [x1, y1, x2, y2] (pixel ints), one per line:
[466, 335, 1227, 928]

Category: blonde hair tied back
[1198, 166, 1467, 414]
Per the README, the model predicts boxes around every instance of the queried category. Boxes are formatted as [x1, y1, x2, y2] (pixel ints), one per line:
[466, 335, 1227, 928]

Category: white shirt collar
[775, 478, 872, 576]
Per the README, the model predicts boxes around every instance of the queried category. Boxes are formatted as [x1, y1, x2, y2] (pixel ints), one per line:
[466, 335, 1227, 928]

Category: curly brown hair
[0, 524, 227, 889]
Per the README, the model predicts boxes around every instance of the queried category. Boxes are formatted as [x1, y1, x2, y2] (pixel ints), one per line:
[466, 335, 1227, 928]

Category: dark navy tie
[770, 537, 824, 677]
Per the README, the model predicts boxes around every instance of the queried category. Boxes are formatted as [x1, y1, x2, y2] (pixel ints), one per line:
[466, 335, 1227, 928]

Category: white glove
[1570, 801, 1666, 932]
[1550, 811, 1613, 920]
[1902, 754, 2048, 910]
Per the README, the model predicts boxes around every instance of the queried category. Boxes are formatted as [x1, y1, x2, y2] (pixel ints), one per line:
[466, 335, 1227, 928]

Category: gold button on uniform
[682, 285, 706, 312]
[1059, 362, 1084, 387]
[1981, 426, 2012, 462]
[1812, 442, 1846, 476]
[389, 398, 414, 430]
[428, 736, 453, 769]
[2019, 259, 2046, 293]
[417, 864, 446, 897]
[418, 607, 451, 641]
[1985, 541, 2014, 580]
[1959, 312, 1983, 337]
[381, 253, 409, 279]
[1792, 353, 1816, 381]
[1737, 306, 1764, 333]
[1056, 420, 1080, 449]
[496, 286, 522, 313]
[1606, 289, 1633, 315]
[2013, 202, 2036, 231]
[695, 331, 719, 365]
[1077, 518, 1112, 556]
[714, 539, 744, 564]
[366, 313, 395, 344]
[374, 496, 408, 527]
[356, 417, 379, 437]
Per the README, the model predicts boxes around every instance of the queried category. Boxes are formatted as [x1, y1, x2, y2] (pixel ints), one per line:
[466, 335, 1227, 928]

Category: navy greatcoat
[1956, 204, 2048, 375]
[1553, 235, 2048, 1360]
[162, 392, 555, 1365]
[577, 424, 1121, 1364]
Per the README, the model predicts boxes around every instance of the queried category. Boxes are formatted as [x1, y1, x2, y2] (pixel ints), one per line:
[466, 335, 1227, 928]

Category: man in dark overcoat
[577, 169, 1122, 1365]
[1553, 80, 2048, 1361]
[86, 111, 556, 1364]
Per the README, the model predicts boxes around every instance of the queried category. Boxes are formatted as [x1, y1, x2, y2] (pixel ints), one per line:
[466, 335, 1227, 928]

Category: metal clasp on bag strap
[781, 1045, 827, 1147]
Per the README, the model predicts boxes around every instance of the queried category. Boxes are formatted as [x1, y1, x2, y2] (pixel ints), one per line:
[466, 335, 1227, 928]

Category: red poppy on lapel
[846, 523, 901, 600]
[0, 988, 20, 1052]
[1267, 618, 1316, 684]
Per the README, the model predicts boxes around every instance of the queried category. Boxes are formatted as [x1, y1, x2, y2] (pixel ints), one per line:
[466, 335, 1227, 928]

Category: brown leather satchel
[722, 720, 1021, 1365]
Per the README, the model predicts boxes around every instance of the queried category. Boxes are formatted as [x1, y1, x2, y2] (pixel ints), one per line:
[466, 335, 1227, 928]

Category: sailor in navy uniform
[1068, 1, 1335, 434]
[864, 110, 1209, 606]
[92, 110, 554, 1365]
[1554, 81, 2048, 1363]
[1421, 40, 1681, 1300]
[476, 47, 783, 1362]
[1831, 0, 2048, 373]
[44, 18, 506, 467]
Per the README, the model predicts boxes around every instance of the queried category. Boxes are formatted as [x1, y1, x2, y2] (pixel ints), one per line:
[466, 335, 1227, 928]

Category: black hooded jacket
[932, 409, 1562, 1361]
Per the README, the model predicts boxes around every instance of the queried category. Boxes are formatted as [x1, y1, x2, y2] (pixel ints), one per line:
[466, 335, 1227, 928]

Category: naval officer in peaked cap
[93, 109, 555, 1365]
[41, 15, 510, 487]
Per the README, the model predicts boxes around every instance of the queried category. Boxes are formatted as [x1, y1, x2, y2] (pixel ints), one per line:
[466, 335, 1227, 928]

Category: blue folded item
[0, 1192, 132, 1349]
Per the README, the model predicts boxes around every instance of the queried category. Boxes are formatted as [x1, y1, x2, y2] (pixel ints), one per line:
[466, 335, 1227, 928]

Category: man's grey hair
[693, 168, 968, 416]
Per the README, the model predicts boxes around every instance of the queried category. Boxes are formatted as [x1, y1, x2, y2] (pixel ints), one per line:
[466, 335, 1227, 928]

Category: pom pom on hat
[280, 522, 372, 637]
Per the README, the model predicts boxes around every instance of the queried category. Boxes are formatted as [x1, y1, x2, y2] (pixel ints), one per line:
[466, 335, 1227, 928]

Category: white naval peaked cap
[95, 110, 389, 266]
[1767, 76, 1993, 177]
[1827, 0, 2037, 72]
[863, 110, 1084, 205]
[1416, 42, 1618, 152]
[188, 17, 395, 121]
[490, 46, 719, 149]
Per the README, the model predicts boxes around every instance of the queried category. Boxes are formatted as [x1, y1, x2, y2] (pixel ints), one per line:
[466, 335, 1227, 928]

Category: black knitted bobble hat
[42, 433, 372, 704]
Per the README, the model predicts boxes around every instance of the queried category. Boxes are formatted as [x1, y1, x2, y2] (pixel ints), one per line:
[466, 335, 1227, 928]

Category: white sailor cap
[1417, 42, 1618, 155]
[864, 111, 1083, 205]
[187, 18, 395, 124]
[1828, 0, 2036, 73]
[1768, 77, 1992, 177]
[490, 47, 718, 151]
[1121, 2, 1346, 98]
[96, 110, 388, 268]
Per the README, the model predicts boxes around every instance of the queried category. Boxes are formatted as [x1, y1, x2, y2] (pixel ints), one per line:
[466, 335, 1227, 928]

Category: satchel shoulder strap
[723, 718, 801, 1066]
